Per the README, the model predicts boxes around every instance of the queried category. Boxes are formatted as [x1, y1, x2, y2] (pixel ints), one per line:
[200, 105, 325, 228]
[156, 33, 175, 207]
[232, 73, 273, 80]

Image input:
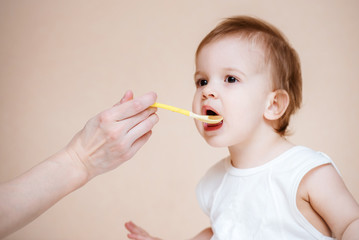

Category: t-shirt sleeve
[196, 158, 227, 217]
[196, 176, 211, 216]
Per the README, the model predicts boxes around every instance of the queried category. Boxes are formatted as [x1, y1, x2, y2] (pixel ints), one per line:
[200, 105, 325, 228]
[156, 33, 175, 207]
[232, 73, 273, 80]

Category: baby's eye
[225, 76, 238, 83]
[196, 79, 208, 87]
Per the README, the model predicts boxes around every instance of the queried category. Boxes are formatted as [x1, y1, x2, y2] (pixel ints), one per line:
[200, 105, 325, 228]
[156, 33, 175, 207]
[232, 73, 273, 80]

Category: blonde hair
[196, 16, 302, 135]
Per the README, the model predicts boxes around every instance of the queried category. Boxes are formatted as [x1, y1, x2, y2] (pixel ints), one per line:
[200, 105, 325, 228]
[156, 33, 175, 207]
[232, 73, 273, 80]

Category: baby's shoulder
[277, 146, 334, 171]
[197, 157, 228, 193]
[200, 157, 228, 183]
[196, 157, 229, 215]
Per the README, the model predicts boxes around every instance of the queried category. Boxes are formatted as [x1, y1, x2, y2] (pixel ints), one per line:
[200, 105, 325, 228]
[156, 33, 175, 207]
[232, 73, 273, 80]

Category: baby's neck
[228, 134, 294, 169]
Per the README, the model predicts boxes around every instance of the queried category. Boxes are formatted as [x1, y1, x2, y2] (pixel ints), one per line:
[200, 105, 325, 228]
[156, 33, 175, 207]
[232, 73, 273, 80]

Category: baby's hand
[125, 221, 162, 240]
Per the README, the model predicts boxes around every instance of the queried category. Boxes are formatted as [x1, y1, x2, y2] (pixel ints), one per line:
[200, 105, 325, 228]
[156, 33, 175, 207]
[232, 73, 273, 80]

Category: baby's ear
[264, 89, 290, 120]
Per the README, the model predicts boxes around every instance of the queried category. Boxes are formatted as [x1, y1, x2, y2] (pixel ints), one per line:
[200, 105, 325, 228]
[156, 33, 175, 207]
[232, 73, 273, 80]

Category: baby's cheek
[192, 99, 200, 114]
[194, 120, 203, 135]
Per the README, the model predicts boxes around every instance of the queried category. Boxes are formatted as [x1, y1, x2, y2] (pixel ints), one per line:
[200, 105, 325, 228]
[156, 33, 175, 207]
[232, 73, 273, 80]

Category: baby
[125, 16, 359, 239]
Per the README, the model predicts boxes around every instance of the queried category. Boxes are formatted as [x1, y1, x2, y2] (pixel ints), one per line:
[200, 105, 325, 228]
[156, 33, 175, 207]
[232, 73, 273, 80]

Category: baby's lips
[202, 105, 220, 116]
[203, 119, 223, 131]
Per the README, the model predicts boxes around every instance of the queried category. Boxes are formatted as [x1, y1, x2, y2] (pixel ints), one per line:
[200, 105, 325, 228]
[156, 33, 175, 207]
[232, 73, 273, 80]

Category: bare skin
[124, 35, 359, 240]
[296, 164, 359, 239]
[125, 161, 359, 240]
[125, 222, 213, 240]
[0, 90, 159, 239]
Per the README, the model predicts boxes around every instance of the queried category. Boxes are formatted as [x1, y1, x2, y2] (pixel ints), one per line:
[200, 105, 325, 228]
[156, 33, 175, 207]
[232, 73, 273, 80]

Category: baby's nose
[202, 86, 218, 99]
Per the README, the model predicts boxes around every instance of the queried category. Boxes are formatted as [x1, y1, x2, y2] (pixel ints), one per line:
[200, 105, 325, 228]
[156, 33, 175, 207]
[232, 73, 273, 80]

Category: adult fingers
[113, 92, 157, 121]
[117, 106, 157, 134]
[114, 90, 134, 106]
[96, 92, 156, 126]
[121, 130, 152, 162]
[126, 113, 159, 143]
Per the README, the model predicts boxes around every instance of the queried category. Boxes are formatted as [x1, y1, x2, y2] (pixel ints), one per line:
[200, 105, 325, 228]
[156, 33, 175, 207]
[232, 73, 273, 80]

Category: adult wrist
[53, 147, 90, 191]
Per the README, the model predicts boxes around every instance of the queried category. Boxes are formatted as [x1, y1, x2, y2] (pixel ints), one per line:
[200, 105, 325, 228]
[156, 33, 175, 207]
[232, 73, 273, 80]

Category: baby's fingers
[125, 221, 148, 235]
[124, 221, 161, 240]
[127, 233, 152, 240]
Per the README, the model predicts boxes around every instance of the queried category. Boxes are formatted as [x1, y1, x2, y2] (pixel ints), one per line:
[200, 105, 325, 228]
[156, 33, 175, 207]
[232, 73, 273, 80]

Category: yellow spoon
[151, 102, 223, 124]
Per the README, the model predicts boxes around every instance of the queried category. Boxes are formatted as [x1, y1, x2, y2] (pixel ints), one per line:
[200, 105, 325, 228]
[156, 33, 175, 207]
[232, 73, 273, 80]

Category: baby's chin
[203, 137, 229, 148]
[195, 124, 228, 147]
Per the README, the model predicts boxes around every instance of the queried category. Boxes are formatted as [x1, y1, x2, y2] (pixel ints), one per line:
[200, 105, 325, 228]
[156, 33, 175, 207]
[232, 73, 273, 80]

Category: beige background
[0, 0, 358, 239]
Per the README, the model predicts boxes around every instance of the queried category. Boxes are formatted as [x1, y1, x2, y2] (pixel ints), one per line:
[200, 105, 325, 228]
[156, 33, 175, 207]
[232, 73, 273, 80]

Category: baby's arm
[190, 228, 213, 240]
[342, 219, 359, 240]
[302, 164, 359, 239]
[125, 221, 212, 240]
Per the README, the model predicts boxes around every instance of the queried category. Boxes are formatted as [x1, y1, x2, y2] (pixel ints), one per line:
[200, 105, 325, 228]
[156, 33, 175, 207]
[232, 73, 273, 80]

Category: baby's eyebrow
[223, 67, 246, 77]
[194, 71, 203, 78]
[194, 68, 247, 79]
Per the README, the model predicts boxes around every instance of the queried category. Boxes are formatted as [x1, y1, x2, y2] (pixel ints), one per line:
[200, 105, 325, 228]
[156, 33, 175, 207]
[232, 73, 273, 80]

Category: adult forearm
[0, 149, 87, 238]
[0, 91, 158, 238]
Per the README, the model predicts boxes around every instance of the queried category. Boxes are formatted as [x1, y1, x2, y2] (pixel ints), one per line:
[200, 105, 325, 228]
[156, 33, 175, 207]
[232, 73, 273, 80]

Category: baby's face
[192, 36, 273, 147]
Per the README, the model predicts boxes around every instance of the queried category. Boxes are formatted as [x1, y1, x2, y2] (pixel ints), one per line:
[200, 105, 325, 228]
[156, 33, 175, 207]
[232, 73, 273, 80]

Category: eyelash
[195, 76, 239, 87]
[196, 79, 208, 87]
[225, 76, 239, 83]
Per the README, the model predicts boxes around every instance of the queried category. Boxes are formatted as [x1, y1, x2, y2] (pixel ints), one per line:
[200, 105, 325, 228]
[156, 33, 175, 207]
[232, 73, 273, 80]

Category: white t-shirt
[196, 146, 337, 240]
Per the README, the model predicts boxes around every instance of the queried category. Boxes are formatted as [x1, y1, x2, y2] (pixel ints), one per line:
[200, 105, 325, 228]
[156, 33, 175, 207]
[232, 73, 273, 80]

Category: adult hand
[0, 90, 159, 238]
[66, 90, 159, 180]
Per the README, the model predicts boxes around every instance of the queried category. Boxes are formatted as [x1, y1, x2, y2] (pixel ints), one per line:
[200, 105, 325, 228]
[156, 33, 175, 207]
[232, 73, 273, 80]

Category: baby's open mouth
[204, 109, 223, 130]
[206, 109, 218, 116]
